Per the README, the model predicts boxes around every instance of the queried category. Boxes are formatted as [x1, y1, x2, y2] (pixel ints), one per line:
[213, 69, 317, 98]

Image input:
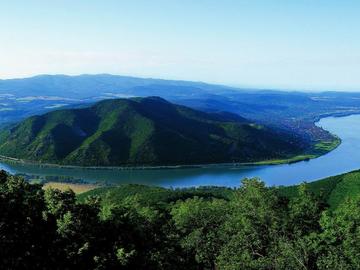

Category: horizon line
[0, 72, 359, 94]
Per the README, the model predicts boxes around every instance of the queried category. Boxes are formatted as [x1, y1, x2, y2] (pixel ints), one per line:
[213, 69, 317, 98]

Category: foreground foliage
[1, 170, 360, 269]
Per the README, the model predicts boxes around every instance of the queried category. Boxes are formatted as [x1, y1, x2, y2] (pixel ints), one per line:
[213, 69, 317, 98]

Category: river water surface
[1, 115, 360, 187]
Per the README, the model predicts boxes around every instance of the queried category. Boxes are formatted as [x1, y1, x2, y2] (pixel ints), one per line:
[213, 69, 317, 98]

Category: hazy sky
[1, 0, 359, 91]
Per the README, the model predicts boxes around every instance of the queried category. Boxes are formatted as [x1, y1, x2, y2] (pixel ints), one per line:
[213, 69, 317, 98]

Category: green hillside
[0, 97, 303, 166]
[279, 170, 360, 209]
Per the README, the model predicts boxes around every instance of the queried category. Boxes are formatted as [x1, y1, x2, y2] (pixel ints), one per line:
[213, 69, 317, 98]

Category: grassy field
[43, 182, 98, 194]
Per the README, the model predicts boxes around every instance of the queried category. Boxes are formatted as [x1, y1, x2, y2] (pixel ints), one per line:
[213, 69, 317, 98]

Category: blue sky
[0, 0, 359, 91]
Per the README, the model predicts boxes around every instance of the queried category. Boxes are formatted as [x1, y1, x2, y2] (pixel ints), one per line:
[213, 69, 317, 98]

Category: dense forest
[1, 170, 359, 269]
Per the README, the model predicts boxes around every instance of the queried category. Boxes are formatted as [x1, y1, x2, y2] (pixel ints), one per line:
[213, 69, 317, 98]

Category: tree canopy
[0, 171, 359, 269]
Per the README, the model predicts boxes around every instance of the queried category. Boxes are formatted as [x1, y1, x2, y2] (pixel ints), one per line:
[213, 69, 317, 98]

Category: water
[1, 115, 360, 188]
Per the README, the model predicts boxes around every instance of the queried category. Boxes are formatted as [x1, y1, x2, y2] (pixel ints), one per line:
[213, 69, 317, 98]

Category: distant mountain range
[0, 74, 242, 125]
[0, 97, 302, 166]
[0, 74, 237, 99]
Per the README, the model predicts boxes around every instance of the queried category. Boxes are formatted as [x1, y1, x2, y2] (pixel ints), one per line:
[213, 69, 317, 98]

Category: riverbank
[250, 136, 341, 166]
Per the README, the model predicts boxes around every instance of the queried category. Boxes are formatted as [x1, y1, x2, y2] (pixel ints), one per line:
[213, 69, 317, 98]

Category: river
[1, 115, 360, 188]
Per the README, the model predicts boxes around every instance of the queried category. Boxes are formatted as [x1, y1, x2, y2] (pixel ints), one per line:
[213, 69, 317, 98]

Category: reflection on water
[1, 115, 360, 188]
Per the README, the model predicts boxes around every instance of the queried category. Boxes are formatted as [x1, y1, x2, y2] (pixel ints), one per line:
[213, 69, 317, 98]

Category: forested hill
[0, 97, 303, 166]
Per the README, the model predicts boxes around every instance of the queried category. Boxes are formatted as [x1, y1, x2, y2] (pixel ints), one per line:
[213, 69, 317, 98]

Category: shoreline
[0, 154, 312, 171]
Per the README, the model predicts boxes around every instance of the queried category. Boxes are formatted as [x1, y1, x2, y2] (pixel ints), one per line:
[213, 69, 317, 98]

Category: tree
[0, 171, 55, 269]
[288, 183, 327, 236]
[216, 178, 288, 270]
[171, 196, 230, 269]
[272, 183, 329, 270]
[317, 196, 360, 269]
